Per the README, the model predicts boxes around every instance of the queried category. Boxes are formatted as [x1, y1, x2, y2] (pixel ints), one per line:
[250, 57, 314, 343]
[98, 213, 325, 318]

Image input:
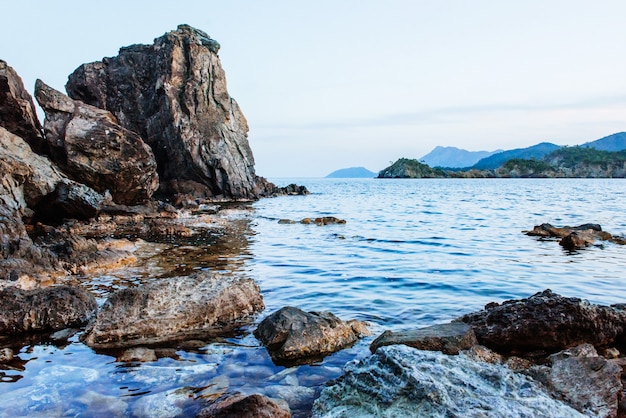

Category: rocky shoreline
[2, 25, 626, 417]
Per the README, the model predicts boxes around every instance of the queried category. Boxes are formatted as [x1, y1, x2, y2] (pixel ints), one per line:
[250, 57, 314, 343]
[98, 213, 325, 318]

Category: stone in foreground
[370, 322, 477, 355]
[312, 345, 584, 418]
[82, 272, 264, 348]
[198, 394, 291, 418]
[0, 285, 97, 334]
[458, 289, 626, 356]
[254, 306, 368, 364]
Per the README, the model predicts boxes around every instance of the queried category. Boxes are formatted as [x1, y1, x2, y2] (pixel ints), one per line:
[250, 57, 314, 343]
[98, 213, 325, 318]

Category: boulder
[524, 223, 622, 249]
[254, 306, 368, 364]
[81, 272, 264, 348]
[34, 179, 104, 221]
[0, 60, 46, 153]
[370, 322, 477, 355]
[530, 344, 623, 418]
[0, 285, 97, 334]
[198, 394, 291, 418]
[311, 345, 584, 417]
[34, 80, 158, 205]
[458, 289, 626, 356]
[66, 24, 263, 200]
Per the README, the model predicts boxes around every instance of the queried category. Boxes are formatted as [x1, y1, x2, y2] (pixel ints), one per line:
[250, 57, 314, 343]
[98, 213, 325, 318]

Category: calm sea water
[1, 178, 625, 417]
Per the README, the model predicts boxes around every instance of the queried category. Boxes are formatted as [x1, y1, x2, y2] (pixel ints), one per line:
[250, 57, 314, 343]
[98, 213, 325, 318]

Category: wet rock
[117, 347, 157, 363]
[299, 217, 346, 226]
[458, 289, 626, 357]
[254, 306, 368, 364]
[370, 322, 477, 355]
[559, 231, 594, 249]
[82, 272, 264, 348]
[525, 223, 622, 249]
[0, 60, 46, 153]
[312, 345, 584, 417]
[34, 80, 158, 205]
[0, 285, 97, 334]
[199, 393, 291, 418]
[0, 347, 14, 362]
[66, 25, 261, 200]
[531, 344, 623, 418]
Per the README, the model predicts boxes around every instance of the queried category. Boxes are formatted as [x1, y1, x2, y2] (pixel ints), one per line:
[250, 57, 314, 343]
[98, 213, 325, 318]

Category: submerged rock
[34, 80, 158, 205]
[82, 272, 264, 348]
[458, 289, 626, 357]
[66, 24, 263, 200]
[0, 60, 46, 154]
[254, 306, 368, 364]
[524, 223, 623, 249]
[198, 393, 291, 418]
[312, 345, 584, 417]
[0, 285, 97, 334]
[370, 322, 477, 355]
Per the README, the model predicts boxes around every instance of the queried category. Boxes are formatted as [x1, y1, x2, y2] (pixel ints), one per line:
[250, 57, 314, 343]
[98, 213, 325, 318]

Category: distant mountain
[419, 146, 500, 168]
[471, 142, 561, 170]
[326, 167, 376, 178]
[581, 132, 626, 152]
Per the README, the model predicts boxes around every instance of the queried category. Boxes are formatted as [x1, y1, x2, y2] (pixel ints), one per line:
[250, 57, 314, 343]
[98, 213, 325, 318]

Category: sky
[3, 1, 626, 177]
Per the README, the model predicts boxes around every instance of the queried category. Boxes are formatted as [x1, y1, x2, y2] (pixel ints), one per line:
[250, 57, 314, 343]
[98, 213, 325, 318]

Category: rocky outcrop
[524, 222, 625, 250]
[312, 345, 584, 417]
[82, 272, 264, 348]
[370, 322, 477, 355]
[34, 80, 158, 205]
[0, 285, 97, 334]
[0, 60, 46, 153]
[198, 394, 291, 418]
[458, 290, 626, 357]
[66, 24, 263, 200]
[254, 306, 368, 364]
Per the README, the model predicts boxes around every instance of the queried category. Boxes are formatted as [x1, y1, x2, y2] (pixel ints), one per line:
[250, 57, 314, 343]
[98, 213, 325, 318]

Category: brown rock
[198, 394, 291, 418]
[0, 60, 46, 153]
[458, 289, 626, 357]
[254, 306, 367, 364]
[559, 231, 594, 250]
[81, 272, 264, 348]
[66, 25, 262, 200]
[34, 80, 158, 205]
[0, 347, 14, 363]
[0, 285, 97, 334]
[117, 347, 157, 363]
[370, 322, 477, 355]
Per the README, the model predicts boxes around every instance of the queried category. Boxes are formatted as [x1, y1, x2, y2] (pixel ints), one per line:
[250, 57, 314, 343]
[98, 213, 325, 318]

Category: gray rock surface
[82, 272, 264, 348]
[34, 80, 158, 205]
[312, 345, 585, 418]
[370, 322, 477, 355]
[458, 289, 626, 356]
[0, 60, 46, 153]
[0, 285, 97, 333]
[254, 306, 368, 364]
[66, 24, 263, 200]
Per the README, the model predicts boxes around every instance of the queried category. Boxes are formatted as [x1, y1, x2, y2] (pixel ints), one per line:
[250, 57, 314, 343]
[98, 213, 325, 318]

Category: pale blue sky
[3, 1, 626, 177]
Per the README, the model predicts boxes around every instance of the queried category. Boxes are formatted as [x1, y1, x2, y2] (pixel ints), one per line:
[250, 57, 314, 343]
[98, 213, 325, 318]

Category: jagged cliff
[66, 24, 261, 200]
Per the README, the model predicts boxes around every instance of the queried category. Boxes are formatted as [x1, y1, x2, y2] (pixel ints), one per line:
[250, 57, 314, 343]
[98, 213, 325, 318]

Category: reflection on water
[1, 179, 626, 417]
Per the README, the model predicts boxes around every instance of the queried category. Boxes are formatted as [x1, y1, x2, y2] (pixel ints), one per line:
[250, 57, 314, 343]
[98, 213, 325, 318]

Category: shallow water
[1, 179, 625, 417]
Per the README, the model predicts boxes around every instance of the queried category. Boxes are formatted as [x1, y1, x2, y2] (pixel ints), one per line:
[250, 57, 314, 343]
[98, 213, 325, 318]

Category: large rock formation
[312, 345, 584, 417]
[0, 60, 46, 153]
[0, 285, 97, 333]
[66, 24, 262, 200]
[82, 272, 264, 348]
[34, 80, 158, 205]
[458, 289, 626, 356]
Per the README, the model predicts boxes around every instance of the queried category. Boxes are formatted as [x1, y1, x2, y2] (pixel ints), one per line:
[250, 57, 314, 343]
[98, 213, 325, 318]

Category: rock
[0, 285, 97, 334]
[34, 179, 105, 221]
[525, 223, 621, 249]
[525, 223, 603, 238]
[299, 217, 346, 226]
[312, 345, 584, 417]
[254, 306, 368, 364]
[198, 394, 291, 418]
[66, 24, 263, 200]
[458, 289, 626, 357]
[117, 347, 157, 362]
[559, 231, 593, 250]
[34, 80, 158, 205]
[81, 272, 264, 348]
[0, 60, 46, 153]
[0, 347, 13, 362]
[370, 322, 477, 355]
[531, 344, 623, 418]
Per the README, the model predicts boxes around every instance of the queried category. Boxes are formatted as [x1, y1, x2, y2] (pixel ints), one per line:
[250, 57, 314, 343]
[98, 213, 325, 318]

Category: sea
[1, 178, 625, 417]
